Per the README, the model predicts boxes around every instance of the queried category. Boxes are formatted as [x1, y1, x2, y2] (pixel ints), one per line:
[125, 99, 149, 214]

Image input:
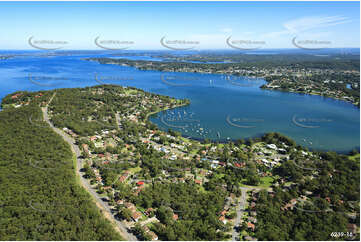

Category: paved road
[115, 112, 122, 129]
[42, 94, 138, 241]
[232, 188, 246, 241]
[231, 187, 265, 241]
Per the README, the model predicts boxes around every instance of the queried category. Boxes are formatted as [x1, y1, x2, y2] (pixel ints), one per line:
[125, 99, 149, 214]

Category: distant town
[87, 54, 360, 106]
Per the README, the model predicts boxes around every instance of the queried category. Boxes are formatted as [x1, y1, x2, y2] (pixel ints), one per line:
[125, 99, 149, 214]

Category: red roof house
[247, 222, 255, 231]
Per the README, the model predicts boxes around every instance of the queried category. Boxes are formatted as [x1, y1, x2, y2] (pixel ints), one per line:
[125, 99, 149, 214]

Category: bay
[0, 51, 359, 153]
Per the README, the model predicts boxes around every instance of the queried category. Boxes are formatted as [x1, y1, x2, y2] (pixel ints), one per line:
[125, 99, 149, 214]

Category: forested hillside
[1, 86, 359, 241]
[0, 105, 122, 240]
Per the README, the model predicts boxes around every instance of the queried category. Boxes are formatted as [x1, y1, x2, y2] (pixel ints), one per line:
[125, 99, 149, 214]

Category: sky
[0, 1, 359, 50]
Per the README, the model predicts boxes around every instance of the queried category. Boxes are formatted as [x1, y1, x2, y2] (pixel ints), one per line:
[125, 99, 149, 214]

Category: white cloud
[283, 15, 351, 34]
[261, 15, 351, 40]
[221, 28, 232, 33]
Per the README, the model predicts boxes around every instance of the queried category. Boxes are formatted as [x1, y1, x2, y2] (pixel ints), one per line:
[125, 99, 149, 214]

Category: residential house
[82, 144, 90, 156]
[116, 199, 124, 205]
[119, 172, 130, 183]
[281, 198, 297, 211]
[248, 217, 257, 223]
[266, 144, 277, 150]
[250, 202, 256, 209]
[247, 222, 255, 231]
[250, 211, 257, 217]
[219, 216, 227, 224]
[347, 224, 357, 234]
[144, 208, 153, 216]
[132, 211, 142, 222]
[148, 231, 158, 241]
[125, 202, 137, 213]
[244, 236, 257, 241]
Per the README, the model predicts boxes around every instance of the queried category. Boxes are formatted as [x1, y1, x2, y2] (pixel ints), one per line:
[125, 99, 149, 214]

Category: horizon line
[0, 47, 360, 51]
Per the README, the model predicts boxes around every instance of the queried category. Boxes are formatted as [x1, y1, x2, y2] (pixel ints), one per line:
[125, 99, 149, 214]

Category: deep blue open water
[0, 51, 359, 153]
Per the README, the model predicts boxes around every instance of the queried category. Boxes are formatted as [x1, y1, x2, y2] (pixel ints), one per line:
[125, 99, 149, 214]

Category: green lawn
[217, 143, 225, 148]
[124, 89, 139, 95]
[349, 153, 360, 162]
[239, 176, 274, 189]
[198, 185, 206, 193]
[252, 141, 265, 148]
[190, 149, 199, 155]
[214, 173, 225, 179]
[241, 230, 249, 237]
[128, 166, 142, 173]
[259, 176, 274, 188]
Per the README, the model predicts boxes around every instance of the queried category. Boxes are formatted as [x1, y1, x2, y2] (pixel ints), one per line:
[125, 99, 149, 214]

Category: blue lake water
[0, 52, 359, 153]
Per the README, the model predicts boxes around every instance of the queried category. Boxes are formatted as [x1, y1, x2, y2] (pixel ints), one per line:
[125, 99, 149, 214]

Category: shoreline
[88, 58, 359, 108]
[177, 133, 358, 155]
[144, 100, 190, 121]
[3, 85, 358, 156]
[261, 86, 360, 108]
[144, 97, 358, 155]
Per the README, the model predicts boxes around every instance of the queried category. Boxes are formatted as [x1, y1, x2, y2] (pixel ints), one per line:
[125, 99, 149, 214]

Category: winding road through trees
[42, 93, 138, 241]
